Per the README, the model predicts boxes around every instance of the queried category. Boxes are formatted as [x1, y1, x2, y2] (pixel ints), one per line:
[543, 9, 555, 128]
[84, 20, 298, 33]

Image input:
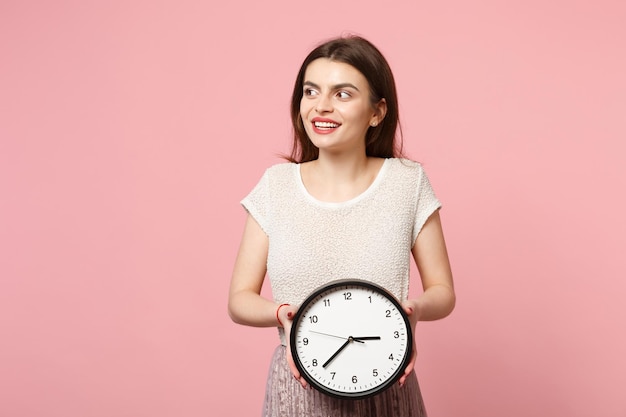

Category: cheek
[298, 108, 312, 135]
[300, 98, 312, 119]
[300, 102, 315, 135]
[342, 108, 371, 129]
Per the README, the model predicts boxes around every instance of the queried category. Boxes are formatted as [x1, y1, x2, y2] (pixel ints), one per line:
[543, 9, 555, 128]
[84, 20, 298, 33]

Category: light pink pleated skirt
[262, 345, 428, 417]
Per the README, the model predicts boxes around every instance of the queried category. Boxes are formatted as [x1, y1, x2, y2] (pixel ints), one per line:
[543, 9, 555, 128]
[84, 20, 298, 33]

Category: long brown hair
[287, 35, 403, 163]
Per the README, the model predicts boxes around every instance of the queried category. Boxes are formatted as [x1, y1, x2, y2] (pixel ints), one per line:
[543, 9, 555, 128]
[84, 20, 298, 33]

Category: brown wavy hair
[287, 35, 403, 163]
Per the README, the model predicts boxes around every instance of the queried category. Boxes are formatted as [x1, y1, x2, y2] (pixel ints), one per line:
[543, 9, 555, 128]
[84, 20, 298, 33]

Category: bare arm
[227, 214, 307, 387]
[228, 214, 284, 327]
[399, 209, 455, 386]
[408, 209, 456, 320]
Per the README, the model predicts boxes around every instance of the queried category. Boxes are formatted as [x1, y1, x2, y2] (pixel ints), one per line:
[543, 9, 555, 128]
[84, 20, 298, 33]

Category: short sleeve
[412, 166, 442, 245]
[241, 169, 270, 235]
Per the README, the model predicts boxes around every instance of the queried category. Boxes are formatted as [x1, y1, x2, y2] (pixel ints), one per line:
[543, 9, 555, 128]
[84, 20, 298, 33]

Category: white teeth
[314, 121, 339, 128]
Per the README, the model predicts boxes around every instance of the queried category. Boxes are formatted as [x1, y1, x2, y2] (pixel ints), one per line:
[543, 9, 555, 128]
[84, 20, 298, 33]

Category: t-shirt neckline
[294, 158, 391, 208]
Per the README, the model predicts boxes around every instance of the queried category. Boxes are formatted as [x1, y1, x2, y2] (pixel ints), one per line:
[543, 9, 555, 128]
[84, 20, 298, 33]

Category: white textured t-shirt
[241, 158, 441, 345]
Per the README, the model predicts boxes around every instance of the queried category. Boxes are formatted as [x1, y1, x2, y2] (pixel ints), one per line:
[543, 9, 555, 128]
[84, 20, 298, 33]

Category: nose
[315, 93, 333, 113]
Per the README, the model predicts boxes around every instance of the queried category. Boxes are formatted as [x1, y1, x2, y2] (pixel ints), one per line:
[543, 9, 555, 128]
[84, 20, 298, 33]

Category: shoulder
[250, 162, 297, 184]
[383, 158, 437, 197]
[386, 158, 426, 177]
[264, 162, 297, 177]
[242, 162, 298, 210]
[256, 162, 299, 192]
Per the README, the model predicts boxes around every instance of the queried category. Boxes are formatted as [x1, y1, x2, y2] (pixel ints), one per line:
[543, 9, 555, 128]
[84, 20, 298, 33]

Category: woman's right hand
[278, 304, 308, 389]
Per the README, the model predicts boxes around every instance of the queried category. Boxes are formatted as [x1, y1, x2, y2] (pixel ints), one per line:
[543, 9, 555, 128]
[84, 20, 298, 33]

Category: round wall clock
[289, 279, 412, 399]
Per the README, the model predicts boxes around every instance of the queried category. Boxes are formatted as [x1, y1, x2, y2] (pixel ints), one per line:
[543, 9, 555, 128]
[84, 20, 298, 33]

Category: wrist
[276, 303, 290, 327]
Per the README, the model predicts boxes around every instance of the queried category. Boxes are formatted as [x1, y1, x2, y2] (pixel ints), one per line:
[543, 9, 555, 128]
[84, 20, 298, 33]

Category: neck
[313, 151, 370, 182]
[300, 151, 385, 203]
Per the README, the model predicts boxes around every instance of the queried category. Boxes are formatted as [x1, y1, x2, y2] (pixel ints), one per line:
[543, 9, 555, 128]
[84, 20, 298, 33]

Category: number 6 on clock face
[289, 279, 412, 399]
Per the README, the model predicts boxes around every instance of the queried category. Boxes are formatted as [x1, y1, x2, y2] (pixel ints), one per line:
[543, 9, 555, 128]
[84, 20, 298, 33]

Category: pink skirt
[262, 345, 428, 417]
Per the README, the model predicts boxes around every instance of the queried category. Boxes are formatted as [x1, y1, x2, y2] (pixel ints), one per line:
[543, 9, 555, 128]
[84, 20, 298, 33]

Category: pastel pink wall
[1, 1, 624, 416]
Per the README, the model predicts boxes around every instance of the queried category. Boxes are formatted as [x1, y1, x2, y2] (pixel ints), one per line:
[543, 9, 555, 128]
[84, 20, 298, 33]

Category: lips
[311, 117, 341, 134]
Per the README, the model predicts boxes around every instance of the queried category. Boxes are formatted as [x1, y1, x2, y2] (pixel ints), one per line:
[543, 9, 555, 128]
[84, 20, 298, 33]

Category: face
[300, 58, 385, 155]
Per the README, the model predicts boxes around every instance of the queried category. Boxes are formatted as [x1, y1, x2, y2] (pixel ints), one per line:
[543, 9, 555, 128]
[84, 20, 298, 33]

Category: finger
[402, 301, 419, 325]
[278, 305, 297, 328]
[286, 350, 300, 378]
[281, 306, 307, 388]
[399, 365, 413, 387]
[288, 358, 307, 389]
[399, 342, 418, 387]
[286, 343, 309, 388]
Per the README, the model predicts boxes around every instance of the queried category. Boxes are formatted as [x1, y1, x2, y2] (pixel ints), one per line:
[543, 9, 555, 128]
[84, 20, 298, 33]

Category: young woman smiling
[229, 35, 455, 417]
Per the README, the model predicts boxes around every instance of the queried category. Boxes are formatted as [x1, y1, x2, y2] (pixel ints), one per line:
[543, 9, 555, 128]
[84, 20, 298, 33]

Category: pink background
[1, 1, 625, 416]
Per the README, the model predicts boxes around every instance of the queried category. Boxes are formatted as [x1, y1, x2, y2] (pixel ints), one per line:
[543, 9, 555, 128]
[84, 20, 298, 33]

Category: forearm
[228, 289, 281, 327]
[410, 211, 456, 322]
[410, 283, 456, 322]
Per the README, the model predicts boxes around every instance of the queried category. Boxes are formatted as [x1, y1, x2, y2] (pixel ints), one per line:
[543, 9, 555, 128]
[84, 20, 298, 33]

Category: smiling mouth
[313, 121, 340, 129]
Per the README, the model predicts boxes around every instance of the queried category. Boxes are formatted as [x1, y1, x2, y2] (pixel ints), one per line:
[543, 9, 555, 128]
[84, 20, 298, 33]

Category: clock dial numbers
[291, 281, 412, 399]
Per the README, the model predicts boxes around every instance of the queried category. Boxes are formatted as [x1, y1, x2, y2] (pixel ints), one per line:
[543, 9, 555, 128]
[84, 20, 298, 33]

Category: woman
[228, 35, 455, 417]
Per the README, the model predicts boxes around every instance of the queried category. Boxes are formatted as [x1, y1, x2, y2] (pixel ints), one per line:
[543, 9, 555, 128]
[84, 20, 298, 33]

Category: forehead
[303, 58, 369, 89]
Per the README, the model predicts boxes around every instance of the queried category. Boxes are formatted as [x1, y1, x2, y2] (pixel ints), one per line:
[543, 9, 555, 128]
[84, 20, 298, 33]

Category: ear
[371, 98, 387, 126]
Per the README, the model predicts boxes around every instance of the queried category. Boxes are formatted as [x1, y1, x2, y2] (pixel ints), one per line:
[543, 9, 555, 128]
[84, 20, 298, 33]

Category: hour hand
[352, 336, 381, 342]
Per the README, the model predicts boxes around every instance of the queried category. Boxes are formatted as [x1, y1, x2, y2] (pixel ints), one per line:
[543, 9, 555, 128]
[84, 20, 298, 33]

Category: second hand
[308, 330, 364, 343]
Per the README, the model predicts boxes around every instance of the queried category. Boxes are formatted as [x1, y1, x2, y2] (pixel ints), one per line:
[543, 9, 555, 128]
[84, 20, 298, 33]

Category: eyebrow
[303, 81, 361, 92]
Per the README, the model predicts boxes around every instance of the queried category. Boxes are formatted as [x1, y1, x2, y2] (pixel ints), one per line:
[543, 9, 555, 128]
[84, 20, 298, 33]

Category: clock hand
[322, 336, 355, 368]
[352, 336, 381, 342]
[309, 330, 364, 343]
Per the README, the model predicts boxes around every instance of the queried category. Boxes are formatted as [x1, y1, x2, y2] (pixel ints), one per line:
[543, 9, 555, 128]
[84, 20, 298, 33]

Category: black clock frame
[289, 279, 413, 400]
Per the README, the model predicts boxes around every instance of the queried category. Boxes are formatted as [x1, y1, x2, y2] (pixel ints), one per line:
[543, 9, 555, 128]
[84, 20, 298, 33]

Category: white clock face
[290, 280, 411, 399]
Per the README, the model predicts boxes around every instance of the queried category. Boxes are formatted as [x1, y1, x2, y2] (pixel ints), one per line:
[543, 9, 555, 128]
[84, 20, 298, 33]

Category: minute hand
[322, 338, 351, 368]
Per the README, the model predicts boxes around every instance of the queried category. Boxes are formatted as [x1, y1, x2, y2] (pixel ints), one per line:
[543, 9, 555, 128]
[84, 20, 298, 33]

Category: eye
[337, 90, 351, 99]
[303, 88, 318, 97]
